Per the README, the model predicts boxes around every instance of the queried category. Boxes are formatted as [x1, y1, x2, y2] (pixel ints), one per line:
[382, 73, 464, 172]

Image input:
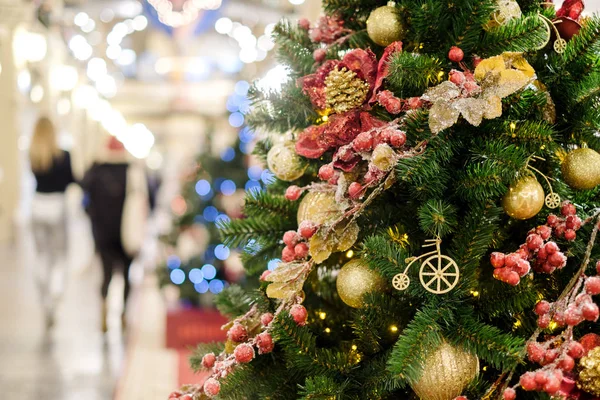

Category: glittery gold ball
[366, 5, 406, 47]
[297, 191, 339, 225]
[577, 346, 600, 396]
[561, 148, 600, 190]
[267, 142, 307, 182]
[336, 259, 386, 308]
[411, 342, 479, 400]
[502, 176, 545, 220]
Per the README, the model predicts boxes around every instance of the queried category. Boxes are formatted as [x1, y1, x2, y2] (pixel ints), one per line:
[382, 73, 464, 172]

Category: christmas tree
[170, 0, 600, 399]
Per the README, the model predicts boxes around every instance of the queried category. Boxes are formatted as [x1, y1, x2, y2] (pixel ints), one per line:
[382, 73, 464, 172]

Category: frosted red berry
[520, 372, 537, 390]
[256, 332, 274, 354]
[537, 314, 550, 329]
[543, 376, 560, 394]
[228, 323, 248, 342]
[582, 302, 599, 321]
[534, 300, 550, 316]
[547, 214, 559, 226]
[561, 202, 576, 216]
[448, 46, 464, 62]
[283, 231, 300, 247]
[527, 234, 543, 250]
[299, 221, 318, 239]
[534, 371, 548, 385]
[567, 341, 584, 359]
[298, 18, 310, 30]
[548, 252, 566, 268]
[180, 395, 192, 400]
[389, 130, 407, 147]
[527, 342, 545, 363]
[348, 182, 363, 199]
[318, 164, 335, 181]
[204, 378, 221, 397]
[353, 132, 373, 152]
[291, 304, 308, 326]
[313, 48, 326, 62]
[506, 271, 520, 286]
[503, 388, 516, 400]
[234, 343, 255, 363]
[596, 260, 600, 274]
[260, 270, 272, 281]
[454, 397, 468, 400]
[407, 97, 423, 109]
[515, 259, 530, 277]
[505, 253, 519, 268]
[564, 229, 576, 241]
[537, 225, 552, 240]
[261, 312, 274, 326]
[282, 246, 296, 262]
[544, 242, 559, 255]
[490, 252, 505, 268]
[294, 242, 309, 259]
[202, 353, 216, 369]
[565, 308, 582, 326]
[449, 70, 466, 85]
[559, 355, 575, 371]
[543, 348, 558, 365]
[168, 391, 182, 398]
[585, 276, 600, 295]
[285, 185, 302, 201]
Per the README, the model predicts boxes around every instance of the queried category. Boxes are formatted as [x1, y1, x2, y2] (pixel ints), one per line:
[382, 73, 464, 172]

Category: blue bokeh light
[200, 189, 214, 201]
[194, 280, 209, 293]
[209, 279, 224, 294]
[167, 255, 181, 270]
[215, 244, 230, 260]
[221, 147, 235, 162]
[229, 112, 244, 128]
[195, 179, 211, 196]
[203, 206, 219, 222]
[220, 180, 236, 196]
[204, 245, 216, 262]
[268, 259, 282, 271]
[170, 269, 185, 285]
[247, 166, 262, 181]
[189, 268, 204, 284]
[215, 214, 231, 225]
[239, 127, 255, 143]
[261, 170, 276, 185]
[245, 180, 262, 192]
[234, 80, 250, 96]
[194, 215, 206, 224]
[201, 264, 217, 280]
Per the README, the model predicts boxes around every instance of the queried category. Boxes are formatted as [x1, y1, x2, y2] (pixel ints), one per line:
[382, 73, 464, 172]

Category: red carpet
[166, 308, 228, 386]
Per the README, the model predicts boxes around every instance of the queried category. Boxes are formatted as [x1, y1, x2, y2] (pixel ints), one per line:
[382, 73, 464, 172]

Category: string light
[351, 344, 358, 351]
[147, 0, 222, 28]
[513, 319, 522, 329]
[390, 325, 398, 333]
[319, 312, 327, 320]
[470, 290, 480, 297]
[345, 250, 354, 258]
[325, 328, 331, 333]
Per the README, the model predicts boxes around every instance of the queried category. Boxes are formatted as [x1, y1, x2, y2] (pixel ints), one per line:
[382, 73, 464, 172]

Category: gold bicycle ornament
[528, 158, 561, 209]
[392, 238, 460, 295]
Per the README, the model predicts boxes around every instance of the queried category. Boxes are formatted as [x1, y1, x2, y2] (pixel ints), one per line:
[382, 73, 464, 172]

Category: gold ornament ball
[297, 191, 340, 225]
[561, 148, 600, 190]
[411, 342, 479, 400]
[336, 259, 386, 308]
[366, 5, 406, 47]
[267, 142, 307, 182]
[578, 346, 600, 396]
[502, 176, 545, 220]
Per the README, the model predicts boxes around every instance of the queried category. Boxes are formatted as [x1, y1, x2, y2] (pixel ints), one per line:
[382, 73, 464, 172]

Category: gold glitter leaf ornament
[578, 346, 600, 396]
[264, 262, 307, 299]
[424, 52, 535, 134]
[411, 341, 479, 400]
[325, 67, 370, 114]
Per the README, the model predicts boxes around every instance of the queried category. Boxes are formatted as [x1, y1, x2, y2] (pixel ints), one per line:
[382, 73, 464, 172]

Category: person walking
[29, 116, 75, 330]
[81, 136, 148, 332]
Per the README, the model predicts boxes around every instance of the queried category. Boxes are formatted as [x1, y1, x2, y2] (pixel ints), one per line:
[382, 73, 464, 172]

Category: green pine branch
[218, 215, 293, 249]
[387, 52, 444, 98]
[478, 14, 548, 55]
[418, 199, 459, 238]
[244, 190, 299, 220]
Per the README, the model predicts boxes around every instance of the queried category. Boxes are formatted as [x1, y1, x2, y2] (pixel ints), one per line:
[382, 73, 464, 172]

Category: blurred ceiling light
[133, 15, 148, 31]
[89, 99, 111, 121]
[17, 70, 31, 93]
[72, 85, 98, 109]
[13, 30, 47, 65]
[113, 22, 129, 37]
[233, 25, 252, 42]
[256, 65, 290, 92]
[155, 58, 172, 75]
[81, 18, 96, 33]
[256, 48, 268, 62]
[107, 31, 123, 46]
[87, 57, 107, 81]
[117, 49, 137, 66]
[147, 0, 222, 28]
[96, 75, 117, 97]
[146, 150, 163, 170]
[30, 85, 44, 103]
[239, 47, 258, 64]
[74, 12, 89, 27]
[88, 31, 102, 46]
[106, 44, 122, 60]
[102, 109, 127, 135]
[264, 23, 276, 37]
[69, 35, 93, 60]
[289, 0, 305, 4]
[57, 98, 71, 116]
[238, 34, 257, 49]
[122, 123, 155, 159]
[50, 65, 79, 91]
[100, 9, 115, 23]
[215, 17, 232, 34]
[0, 62, 2, 76]
[116, 1, 143, 18]
[257, 35, 275, 51]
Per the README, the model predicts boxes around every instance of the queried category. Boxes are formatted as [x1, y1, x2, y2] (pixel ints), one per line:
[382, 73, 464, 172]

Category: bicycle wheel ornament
[419, 255, 460, 294]
[392, 273, 410, 291]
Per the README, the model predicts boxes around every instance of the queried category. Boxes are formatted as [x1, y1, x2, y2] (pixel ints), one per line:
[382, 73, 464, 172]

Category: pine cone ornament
[578, 346, 600, 396]
[325, 67, 370, 114]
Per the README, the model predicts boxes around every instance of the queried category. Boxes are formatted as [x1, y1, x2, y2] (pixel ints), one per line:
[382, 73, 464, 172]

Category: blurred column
[0, 1, 34, 242]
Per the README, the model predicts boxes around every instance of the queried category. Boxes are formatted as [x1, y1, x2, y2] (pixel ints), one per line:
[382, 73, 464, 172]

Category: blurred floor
[0, 198, 126, 400]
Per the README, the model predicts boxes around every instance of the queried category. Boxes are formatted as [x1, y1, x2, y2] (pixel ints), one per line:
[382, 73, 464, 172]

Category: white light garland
[147, 0, 222, 28]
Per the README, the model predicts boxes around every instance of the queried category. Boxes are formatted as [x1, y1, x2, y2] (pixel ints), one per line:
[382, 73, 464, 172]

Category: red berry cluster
[281, 224, 317, 263]
[547, 201, 582, 241]
[490, 202, 583, 285]
[376, 90, 422, 115]
[447, 69, 480, 96]
[168, 392, 193, 400]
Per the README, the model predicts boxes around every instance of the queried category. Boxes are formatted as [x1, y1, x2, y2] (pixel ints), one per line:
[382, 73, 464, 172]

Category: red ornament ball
[202, 353, 216, 369]
[260, 312, 274, 327]
[294, 242, 309, 259]
[203, 378, 221, 397]
[234, 343, 255, 363]
[227, 323, 248, 343]
[291, 304, 308, 326]
[285, 185, 302, 201]
[448, 46, 464, 62]
[503, 388, 516, 400]
[256, 332, 275, 354]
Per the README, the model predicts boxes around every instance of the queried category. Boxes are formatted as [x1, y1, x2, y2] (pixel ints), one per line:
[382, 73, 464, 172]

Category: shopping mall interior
[0, 0, 317, 399]
[1, 0, 600, 399]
